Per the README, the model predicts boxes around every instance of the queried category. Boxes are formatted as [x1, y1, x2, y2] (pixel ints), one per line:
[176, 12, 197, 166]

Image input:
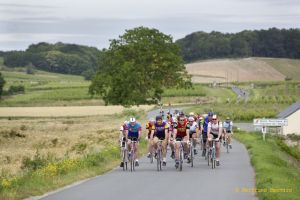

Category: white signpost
[253, 118, 288, 126]
[253, 118, 288, 141]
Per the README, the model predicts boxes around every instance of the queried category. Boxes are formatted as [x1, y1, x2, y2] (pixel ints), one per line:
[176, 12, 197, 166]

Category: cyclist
[124, 117, 142, 167]
[168, 116, 177, 159]
[150, 115, 169, 166]
[223, 117, 233, 149]
[207, 114, 222, 166]
[119, 121, 128, 167]
[202, 112, 213, 156]
[173, 115, 190, 168]
[188, 116, 199, 157]
[146, 118, 155, 158]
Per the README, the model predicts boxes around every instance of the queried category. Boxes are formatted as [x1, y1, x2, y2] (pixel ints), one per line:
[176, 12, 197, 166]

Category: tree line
[176, 28, 300, 62]
[2, 42, 103, 80]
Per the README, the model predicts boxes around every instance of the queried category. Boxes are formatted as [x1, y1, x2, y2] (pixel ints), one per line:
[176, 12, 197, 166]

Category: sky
[0, 0, 299, 51]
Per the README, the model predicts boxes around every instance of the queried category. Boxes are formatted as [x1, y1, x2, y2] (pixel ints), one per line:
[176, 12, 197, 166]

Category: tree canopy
[3, 42, 103, 80]
[176, 28, 300, 62]
[89, 26, 191, 106]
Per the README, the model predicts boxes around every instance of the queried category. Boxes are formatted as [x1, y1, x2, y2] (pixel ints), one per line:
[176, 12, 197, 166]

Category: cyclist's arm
[150, 129, 154, 140]
[217, 123, 222, 139]
[125, 129, 128, 141]
[186, 129, 190, 141]
[196, 127, 200, 138]
[207, 126, 212, 140]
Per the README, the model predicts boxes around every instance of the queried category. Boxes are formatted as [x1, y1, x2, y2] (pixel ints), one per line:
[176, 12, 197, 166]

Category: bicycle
[208, 138, 218, 169]
[224, 134, 229, 153]
[175, 139, 185, 171]
[156, 139, 164, 171]
[188, 139, 194, 167]
[120, 138, 128, 171]
[128, 139, 138, 172]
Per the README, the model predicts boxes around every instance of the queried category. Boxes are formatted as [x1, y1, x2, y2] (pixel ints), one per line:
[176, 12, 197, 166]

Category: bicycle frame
[128, 140, 138, 172]
[156, 139, 164, 171]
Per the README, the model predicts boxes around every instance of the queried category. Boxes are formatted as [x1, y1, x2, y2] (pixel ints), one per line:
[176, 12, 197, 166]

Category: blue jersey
[203, 116, 210, 134]
[126, 123, 142, 138]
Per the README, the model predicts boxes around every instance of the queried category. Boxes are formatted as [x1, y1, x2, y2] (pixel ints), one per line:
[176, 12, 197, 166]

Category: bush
[8, 85, 25, 95]
[21, 151, 48, 171]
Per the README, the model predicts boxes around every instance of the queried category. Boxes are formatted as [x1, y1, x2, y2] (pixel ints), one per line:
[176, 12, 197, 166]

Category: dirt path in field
[0, 105, 154, 117]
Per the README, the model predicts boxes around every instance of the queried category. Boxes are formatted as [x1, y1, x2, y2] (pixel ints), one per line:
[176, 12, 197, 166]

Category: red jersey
[174, 121, 190, 137]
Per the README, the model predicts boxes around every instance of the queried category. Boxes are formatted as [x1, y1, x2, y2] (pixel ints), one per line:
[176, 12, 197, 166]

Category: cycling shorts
[128, 137, 139, 142]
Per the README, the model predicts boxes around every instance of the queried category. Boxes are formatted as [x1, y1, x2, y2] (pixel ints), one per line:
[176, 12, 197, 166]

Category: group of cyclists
[119, 110, 233, 169]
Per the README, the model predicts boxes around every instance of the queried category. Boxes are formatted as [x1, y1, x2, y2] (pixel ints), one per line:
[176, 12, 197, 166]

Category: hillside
[186, 57, 300, 83]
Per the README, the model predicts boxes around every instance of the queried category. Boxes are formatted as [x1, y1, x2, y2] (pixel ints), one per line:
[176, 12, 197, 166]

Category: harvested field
[0, 105, 154, 117]
[186, 58, 286, 83]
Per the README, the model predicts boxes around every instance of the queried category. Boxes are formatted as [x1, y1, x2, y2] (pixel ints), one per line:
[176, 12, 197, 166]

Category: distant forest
[2, 42, 102, 80]
[1, 28, 300, 78]
[176, 28, 300, 62]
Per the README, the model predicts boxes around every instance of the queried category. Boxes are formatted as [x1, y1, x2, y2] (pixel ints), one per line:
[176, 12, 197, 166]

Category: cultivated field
[0, 108, 150, 175]
[0, 105, 154, 117]
[185, 57, 298, 83]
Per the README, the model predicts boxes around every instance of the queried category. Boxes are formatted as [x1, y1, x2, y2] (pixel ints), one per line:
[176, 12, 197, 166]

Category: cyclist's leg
[192, 133, 197, 148]
[215, 137, 221, 160]
[175, 140, 180, 161]
[127, 139, 132, 152]
[183, 136, 189, 156]
[152, 136, 158, 151]
[162, 138, 167, 162]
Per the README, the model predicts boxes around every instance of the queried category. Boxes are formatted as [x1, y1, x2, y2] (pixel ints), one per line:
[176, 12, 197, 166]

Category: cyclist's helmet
[188, 116, 195, 122]
[172, 117, 177, 123]
[129, 117, 136, 123]
[189, 112, 195, 116]
[123, 120, 128, 125]
[156, 115, 162, 121]
[149, 118, 155, 123]
[179, 111, 185, 116]
[208, 112, 214, 117]
[212, 115, 217, 120]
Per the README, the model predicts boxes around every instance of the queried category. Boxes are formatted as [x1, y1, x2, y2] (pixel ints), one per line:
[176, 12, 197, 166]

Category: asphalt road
[36, 140, 255, 200]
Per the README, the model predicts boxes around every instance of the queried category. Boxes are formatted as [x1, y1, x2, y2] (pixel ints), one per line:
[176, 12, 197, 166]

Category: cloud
[0, 3, 59, 9]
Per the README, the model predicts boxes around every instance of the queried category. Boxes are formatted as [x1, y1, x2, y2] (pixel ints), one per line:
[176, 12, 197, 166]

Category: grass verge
[234, 131, 300, 200]
[0, 140, 147, 200]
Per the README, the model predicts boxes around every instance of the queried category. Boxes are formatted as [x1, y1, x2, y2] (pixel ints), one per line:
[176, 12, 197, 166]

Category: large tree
[0, 72, 5, 99]
[89, 27, 191, 106]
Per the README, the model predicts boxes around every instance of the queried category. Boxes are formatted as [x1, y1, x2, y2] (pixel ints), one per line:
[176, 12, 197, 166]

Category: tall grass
[234, 131, 300, 200]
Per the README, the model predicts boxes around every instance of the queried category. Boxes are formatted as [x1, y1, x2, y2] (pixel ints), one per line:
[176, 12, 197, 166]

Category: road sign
[253, 118, 288, 126]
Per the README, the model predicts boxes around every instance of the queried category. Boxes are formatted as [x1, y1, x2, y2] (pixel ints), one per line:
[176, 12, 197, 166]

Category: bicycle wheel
[156, 150, 161, 171]
[212, 149, 215, 169]
[190, 144, 194, 167]
[122, 150, 126, 171]
[130, 151, 133, 172]
[226, 140, 229, 153]
[207, 149, 210, 166]
[179, 147, 183, 171]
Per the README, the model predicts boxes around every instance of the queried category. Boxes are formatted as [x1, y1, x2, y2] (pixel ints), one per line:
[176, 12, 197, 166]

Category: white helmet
[189, 112, 195, 116]
[129, 117, 136, 123]
[123, 121, 128, 125]
[172, 117, 177, 123]
[188, 116, 195, 122]
[149, 118, 155, 123]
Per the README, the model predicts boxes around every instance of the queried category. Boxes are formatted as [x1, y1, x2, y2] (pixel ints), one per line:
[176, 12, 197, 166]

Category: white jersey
[223, 121, 233, 132]
[189, 122, 198, 133]
[208, 121, 222, 135]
